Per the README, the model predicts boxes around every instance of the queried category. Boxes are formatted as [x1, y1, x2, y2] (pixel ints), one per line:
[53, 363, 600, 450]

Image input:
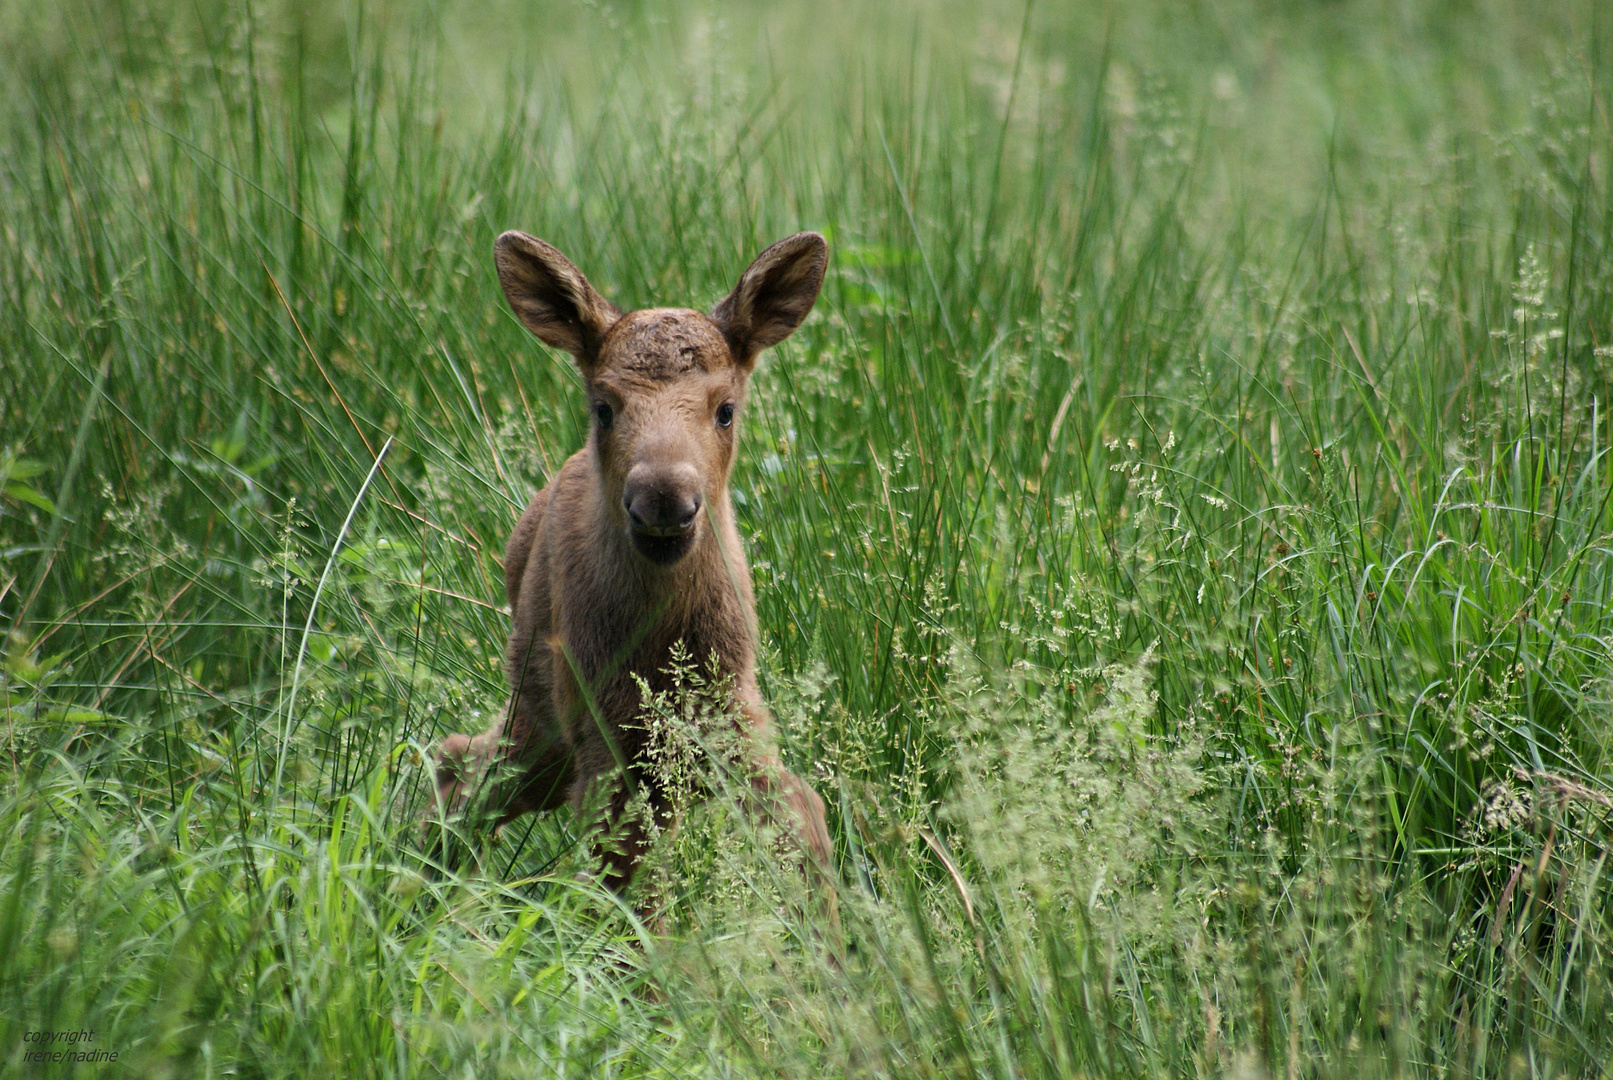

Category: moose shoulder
[432, 231, 833, 899]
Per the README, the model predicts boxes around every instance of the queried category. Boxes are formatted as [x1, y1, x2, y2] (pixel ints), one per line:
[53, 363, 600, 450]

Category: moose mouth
[629, 525, 696, 566]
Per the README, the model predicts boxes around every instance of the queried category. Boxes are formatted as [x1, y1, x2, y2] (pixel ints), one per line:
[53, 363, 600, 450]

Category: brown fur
[433, 231, 835, 907]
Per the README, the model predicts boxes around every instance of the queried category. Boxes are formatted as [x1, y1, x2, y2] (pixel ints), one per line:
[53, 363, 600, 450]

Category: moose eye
[594, 402, 614, 430]
[715, 402, 735, 428]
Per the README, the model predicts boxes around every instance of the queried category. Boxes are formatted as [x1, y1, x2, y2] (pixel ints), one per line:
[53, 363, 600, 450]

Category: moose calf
[432, 230, 834, 903]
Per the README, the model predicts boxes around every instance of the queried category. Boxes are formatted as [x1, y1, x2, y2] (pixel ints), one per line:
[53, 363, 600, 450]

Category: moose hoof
[435, 733, 472, 779]
[432, 733, 478, 811]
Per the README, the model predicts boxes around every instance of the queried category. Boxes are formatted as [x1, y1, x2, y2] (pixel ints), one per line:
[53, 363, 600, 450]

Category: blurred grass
[2, 0, 1612, 1076]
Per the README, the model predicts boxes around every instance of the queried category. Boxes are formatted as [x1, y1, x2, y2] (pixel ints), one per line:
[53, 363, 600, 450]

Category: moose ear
[494, 231, 621, 368]
[712, 232, 828, 366]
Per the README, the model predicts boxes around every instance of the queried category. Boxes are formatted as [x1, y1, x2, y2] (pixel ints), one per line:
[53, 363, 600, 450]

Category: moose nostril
[679, 493, 703, 528]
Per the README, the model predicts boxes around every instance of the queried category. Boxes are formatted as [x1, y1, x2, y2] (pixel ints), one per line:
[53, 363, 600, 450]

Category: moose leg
[432, 706, 572, 831]
[432, 728, 498, 816]
[421, 728, 493, 872]
[748, 767, 843, 953]
[735, 701, 842, 949]
[750, 768, 833, 871]
[565, 775, 678, 943]
[585, 778, 675, 894]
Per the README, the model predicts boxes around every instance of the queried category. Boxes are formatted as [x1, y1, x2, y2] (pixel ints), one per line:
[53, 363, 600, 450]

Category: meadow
[2, 0, 1611, 1075]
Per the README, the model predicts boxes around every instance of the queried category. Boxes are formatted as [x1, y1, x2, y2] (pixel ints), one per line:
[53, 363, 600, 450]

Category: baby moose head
[494, 231, 828, 566]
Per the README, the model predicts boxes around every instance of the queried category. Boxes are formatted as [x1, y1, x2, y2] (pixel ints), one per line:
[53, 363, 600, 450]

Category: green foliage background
[2, 1, 1611, 1076]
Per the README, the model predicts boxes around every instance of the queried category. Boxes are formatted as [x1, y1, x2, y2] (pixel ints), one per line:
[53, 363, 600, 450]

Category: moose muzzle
[623, 462, 703, 564]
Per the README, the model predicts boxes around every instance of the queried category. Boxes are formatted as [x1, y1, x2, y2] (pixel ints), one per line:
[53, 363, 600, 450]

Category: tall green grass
[2, 0, 1611, 1075]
